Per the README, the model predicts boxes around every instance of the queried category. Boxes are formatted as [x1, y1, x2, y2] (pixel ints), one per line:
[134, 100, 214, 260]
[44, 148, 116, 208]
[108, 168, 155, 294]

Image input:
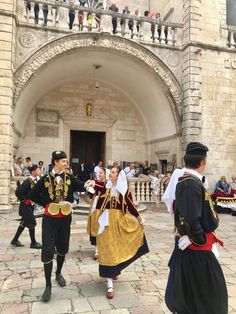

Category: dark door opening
[160, 160, 167, 174]
[70, 130, 106, 176]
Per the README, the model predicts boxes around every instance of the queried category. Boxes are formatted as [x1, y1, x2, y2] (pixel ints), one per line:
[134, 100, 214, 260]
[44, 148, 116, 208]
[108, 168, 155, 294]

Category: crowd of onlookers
[24, 1, 165, 41]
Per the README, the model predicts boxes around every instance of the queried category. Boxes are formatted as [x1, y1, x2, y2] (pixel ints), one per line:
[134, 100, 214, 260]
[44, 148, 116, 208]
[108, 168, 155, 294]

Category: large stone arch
[14, 33, 183, 132]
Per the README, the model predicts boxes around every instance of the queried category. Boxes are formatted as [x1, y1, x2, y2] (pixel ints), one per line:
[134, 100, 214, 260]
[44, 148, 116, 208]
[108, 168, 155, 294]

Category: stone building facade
[0, 0, 236, 211]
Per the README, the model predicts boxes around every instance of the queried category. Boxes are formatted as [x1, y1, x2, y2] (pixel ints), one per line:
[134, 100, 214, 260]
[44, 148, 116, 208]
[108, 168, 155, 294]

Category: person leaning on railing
[109, 3, 119, 35]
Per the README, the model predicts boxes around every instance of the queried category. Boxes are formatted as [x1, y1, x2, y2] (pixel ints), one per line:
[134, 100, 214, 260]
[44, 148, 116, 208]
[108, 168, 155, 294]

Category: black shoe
[30, 242, 42, 249]
[11, 240, 24, 247]
[41, 286, 51, 302]
[55, 273, 66, 287]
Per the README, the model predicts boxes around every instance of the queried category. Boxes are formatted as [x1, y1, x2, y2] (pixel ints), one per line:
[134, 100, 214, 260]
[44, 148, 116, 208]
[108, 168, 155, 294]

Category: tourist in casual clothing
[94, 161, 103, 179]
[87, 166, 149, 299]
[150, 171, 160, 210]
[29, 151, 85, 302]
[162, 172, 171, 192]
[38, 161, 47, 177]
[214, 176, 230, 194]
[11, 165, 42, 249]
[120, 6, 130, 36]
[14, 157, 24, 176]
[124, 163, 136, 178]
[34, 1, 40, 24]
[42, 4, 49, 26]
[68, 1, 75, 30]
[229, 176, 236, 194]
[109, 3, 119, 35]
[165, 142, 228, 314]
[86, 167, 107, 260]
[23, 157, 33, 176]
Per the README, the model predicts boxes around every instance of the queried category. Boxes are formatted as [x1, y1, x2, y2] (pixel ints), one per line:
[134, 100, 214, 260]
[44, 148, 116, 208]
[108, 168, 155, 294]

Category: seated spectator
[215, 176, 230, 194]
[230, 176, 236, 194]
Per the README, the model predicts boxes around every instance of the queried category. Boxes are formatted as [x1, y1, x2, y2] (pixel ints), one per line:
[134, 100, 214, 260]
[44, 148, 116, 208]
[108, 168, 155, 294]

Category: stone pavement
[0, 205, 236, 314]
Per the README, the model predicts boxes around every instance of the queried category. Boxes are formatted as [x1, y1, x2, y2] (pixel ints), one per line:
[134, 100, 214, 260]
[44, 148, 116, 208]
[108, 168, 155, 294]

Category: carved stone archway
[14, 33, 183, 132]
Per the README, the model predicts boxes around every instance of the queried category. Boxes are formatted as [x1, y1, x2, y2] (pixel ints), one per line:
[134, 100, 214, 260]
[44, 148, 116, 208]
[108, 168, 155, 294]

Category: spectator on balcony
[148, 12, 157, 42]
[14, 157, 24, 177]
[78, 0, 86, 31]
[25, 0, 31, 13]
[109, 3, 119, 35]
[156, 12, 162, 40]
[34, 2, 40, 24]
[120, 6, 130, 36]
[87, 13, 93, 32]
[131, 8, 141, 39]
[68, 1, 76, 29]
[42, 4, 49, 26]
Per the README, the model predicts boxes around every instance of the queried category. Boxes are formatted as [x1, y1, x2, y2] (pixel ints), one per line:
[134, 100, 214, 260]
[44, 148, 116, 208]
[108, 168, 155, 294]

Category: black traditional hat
[52, 150, 67, 160]
[186, 142, 209, 156]
[28, 164, 39, 173]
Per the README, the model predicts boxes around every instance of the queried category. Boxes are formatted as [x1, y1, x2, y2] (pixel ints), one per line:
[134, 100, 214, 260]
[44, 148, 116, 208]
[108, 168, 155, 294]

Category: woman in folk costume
[88, 165, 149, 299]
[86, 167, 109, 260]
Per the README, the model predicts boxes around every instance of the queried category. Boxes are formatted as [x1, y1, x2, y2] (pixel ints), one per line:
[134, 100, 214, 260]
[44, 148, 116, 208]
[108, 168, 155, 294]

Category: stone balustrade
[10, 176, 165, 207]
[222, 24, 236, 48]
[128, 177, 164, 203]
[17, 0, 183, 47]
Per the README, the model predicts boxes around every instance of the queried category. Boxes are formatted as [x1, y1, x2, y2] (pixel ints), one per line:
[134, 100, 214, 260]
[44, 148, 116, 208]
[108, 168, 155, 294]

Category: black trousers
[41, 215, 72, 263]
[19, 204, 36, 229]
[69, 13, 75, 30]
[112, 18, 117, 35]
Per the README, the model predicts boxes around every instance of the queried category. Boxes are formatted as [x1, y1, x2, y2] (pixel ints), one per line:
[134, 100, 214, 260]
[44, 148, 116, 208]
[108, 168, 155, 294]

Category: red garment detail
[188, 232, 224, 251]
[43, 203, 67, 218]
[23, 199, 32, 205]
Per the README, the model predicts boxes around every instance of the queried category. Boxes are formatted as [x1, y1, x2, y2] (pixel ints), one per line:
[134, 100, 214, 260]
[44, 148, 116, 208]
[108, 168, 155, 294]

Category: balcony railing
[17, 0, 183, 47]
[222, 24, 236, 48]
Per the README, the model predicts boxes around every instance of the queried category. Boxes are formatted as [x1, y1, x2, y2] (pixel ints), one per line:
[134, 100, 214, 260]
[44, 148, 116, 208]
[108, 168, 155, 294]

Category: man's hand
[178, 235, 191, 250]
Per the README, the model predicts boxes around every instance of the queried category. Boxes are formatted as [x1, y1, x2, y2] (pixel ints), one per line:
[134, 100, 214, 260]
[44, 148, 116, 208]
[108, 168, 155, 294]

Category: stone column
[0, 0, 16, 212]
[181, 0, 202, 149]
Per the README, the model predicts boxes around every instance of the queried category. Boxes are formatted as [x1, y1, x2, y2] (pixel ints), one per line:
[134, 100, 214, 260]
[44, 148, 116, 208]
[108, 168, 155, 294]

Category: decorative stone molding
[14, 33, 183, 130]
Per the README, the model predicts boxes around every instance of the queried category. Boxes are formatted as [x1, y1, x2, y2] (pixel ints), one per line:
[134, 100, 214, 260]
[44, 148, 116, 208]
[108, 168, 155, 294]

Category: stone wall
[0, 0, 16, 212]
[19, 81, 147, 166]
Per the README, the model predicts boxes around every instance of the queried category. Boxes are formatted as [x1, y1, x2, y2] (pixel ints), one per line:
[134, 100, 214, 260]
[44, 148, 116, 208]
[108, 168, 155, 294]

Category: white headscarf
[106, 170, 128, 196]
[162, 168, 185, 214]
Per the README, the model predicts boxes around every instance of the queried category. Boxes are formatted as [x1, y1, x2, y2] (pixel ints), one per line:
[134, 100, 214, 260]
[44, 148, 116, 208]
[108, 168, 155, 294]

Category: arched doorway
[13, 33, 182, 169]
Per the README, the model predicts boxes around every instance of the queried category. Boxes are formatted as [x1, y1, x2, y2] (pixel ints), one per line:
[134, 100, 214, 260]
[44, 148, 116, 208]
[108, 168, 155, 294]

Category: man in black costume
[165, 142, 228, 314]
[11, 164, 42, 249]
[29, 151, 85, 302]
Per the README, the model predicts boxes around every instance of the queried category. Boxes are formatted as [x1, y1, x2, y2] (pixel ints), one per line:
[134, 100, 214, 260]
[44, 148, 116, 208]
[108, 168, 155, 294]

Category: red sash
[188, 232, 224, 251]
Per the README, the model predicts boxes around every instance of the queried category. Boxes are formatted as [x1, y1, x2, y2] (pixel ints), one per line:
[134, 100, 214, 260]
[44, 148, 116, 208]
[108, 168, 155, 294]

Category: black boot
[30, 242, 42, 249]
[56, 273, 66, 287]
[41, 286, 51, 302]
[11, 225, 25, 247]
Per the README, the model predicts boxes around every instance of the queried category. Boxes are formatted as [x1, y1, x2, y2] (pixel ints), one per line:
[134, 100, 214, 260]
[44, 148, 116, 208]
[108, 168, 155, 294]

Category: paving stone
[71, 297, 93, 312]
[89, 295, 112, 310]
[109, 294, 142, 309]
[32, 299, 71, 314]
